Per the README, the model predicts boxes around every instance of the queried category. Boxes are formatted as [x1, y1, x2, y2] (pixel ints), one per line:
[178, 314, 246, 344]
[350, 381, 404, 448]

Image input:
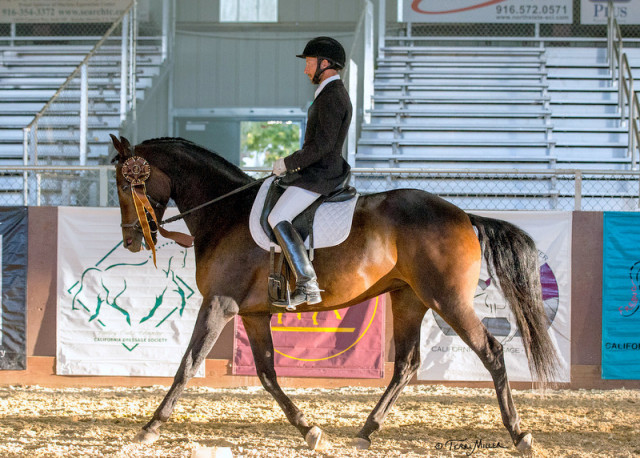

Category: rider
[268, 36, 353, 308]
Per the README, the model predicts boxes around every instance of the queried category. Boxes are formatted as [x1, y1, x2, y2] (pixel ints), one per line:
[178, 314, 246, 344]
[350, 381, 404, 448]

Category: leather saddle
[259, 175, 357, 245]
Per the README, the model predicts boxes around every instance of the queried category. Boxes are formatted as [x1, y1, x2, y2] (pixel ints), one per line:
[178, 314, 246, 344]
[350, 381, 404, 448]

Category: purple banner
[233, 296, 385, 378]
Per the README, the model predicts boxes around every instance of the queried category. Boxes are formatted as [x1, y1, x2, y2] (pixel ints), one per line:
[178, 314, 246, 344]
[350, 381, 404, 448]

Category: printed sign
[418, 212, 571, 383]
[402, 0, 573, 23]
[602, 212, 640, 379]
[0, 0, 147, 24]
[56, 207, 204, 377]
[0, 208, 28, 371]
[580, 0, 640, 25]
[233, 296, 385, 378]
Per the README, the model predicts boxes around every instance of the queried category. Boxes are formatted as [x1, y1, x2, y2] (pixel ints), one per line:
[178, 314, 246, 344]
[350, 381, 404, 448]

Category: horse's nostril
[125, 238, 133, 246]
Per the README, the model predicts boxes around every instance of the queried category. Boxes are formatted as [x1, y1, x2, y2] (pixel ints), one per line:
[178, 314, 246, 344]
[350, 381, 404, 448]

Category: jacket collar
[314, 75, 341, 99]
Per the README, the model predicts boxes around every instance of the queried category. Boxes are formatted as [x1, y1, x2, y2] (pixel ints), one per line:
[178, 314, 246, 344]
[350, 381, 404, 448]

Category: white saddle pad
[249, 176, 359, 252]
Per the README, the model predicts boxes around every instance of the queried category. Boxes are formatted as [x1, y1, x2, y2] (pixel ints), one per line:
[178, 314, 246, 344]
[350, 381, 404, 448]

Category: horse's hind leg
[241, 314, 328, 450]
[354, 287, 426, 449]
[135, 295, 238, 443]
[437, 303, 531, 452]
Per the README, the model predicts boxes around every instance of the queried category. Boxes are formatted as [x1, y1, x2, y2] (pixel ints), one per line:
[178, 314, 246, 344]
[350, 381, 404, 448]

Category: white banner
[56, 207, 204, 377]
[580, 0, 640, 25]
[402, 0, 573, 23]
[418, 212, 571, 383]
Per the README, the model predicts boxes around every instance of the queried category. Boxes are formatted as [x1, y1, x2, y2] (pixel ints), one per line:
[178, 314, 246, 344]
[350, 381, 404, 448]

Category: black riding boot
[272, 221, 322, 309]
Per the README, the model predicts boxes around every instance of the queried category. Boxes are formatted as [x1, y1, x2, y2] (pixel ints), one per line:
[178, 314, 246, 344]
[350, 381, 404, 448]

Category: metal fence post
[162, 0, 170, 61]
[80, 63, 88, 165]
[131, 0, 138, 144]
[22, 127, 29, 205]
[347, 60, 358, 168]
[363, 0, 374, 125]
[120, 12, 129, 122]
[608, 2, 613, 81]
[100, 168, 109, 207]
[574, 171, 582, 211]
[378, 0, 386, 57]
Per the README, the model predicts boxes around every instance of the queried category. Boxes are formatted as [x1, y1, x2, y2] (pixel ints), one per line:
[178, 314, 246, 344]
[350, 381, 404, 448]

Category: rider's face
[304, 57, 317, 82]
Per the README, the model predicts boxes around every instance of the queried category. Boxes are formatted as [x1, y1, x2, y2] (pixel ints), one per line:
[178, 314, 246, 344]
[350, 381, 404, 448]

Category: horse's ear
[119, 136, 132, 155]
[110, 134, 122, 152]
[110, 134, 134, 161]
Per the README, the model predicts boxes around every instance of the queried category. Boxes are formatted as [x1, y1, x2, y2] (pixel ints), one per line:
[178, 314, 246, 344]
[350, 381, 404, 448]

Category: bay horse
[110, 135, 558, 453]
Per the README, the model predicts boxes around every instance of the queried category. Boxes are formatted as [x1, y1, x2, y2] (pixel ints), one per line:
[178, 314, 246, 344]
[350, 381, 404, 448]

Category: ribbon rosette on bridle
[121, 156, 161, 266]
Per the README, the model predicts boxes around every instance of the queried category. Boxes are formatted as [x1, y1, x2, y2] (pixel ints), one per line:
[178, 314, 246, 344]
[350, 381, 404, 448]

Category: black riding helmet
[297, 36, 346, 84]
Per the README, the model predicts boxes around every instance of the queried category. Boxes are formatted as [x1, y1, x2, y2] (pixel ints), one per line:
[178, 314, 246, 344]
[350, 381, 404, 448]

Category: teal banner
[602, 212, 640, 380]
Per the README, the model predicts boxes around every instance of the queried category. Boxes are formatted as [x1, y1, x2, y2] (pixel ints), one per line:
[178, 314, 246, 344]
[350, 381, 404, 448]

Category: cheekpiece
[122, 156, 150, 185]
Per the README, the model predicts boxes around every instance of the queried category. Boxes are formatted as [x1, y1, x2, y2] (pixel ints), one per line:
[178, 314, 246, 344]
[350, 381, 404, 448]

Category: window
[220, 0, 277, 23]
[240, 120, 301, 167]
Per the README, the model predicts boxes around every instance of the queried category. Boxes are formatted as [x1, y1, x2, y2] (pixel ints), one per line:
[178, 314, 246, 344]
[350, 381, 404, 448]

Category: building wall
[171, 0, 363, 110]
[1, 207, 637, 390]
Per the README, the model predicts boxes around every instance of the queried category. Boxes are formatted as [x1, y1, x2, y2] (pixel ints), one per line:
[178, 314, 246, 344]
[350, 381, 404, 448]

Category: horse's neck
[171, 172, 253, 241]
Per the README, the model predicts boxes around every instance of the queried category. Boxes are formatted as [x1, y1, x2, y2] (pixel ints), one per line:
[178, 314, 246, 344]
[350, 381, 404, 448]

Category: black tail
[468, 213, 559, 385]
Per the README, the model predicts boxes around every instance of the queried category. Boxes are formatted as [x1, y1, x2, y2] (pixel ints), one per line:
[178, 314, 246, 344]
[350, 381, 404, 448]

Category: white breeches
[268, 186, 321, 228]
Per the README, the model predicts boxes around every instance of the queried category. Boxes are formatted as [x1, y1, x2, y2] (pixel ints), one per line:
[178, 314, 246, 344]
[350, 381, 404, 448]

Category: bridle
[119, 154, 266, 266]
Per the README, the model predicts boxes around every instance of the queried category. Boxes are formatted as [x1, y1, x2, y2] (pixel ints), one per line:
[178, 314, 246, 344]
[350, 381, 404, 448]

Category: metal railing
[608, 0, 640, 169]
[22, 1, 139, 169]
[344, 0, 375, 167]
[8, 165, 640, 211]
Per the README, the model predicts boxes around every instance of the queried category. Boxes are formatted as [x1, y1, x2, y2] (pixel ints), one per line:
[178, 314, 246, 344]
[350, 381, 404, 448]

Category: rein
[120, 155, 267, 266]
[159, 178, 267, 226]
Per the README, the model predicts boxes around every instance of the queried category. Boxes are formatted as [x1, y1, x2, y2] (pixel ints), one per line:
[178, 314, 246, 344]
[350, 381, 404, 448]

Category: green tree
[240, 121, 301, 167]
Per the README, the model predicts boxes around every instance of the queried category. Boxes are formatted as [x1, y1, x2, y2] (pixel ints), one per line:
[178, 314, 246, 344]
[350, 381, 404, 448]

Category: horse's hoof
[516, 432, 533, 454]
[350, 437, 371, 450]
[305, 426, 330, 451]
[134, 428, 160, 444]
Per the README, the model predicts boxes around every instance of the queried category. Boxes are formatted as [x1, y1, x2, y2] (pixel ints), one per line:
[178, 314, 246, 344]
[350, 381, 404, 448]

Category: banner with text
[418, 212, 571, 383]
[0, 208, 28, 370]
[581, 0, 640, 25]
[0, 0, 134, 23]
[602, 212, 640, 379]
[402, 0, 573, 23]
[233, 295, 385, 378]
[57, 207, 204, 377]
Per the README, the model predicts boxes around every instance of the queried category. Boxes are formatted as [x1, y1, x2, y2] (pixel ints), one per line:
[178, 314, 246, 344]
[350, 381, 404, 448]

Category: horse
[110, 134, 558, 453]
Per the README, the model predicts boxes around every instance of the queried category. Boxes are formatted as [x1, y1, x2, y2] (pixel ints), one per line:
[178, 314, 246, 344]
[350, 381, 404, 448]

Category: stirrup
[272, 284, 323, 311]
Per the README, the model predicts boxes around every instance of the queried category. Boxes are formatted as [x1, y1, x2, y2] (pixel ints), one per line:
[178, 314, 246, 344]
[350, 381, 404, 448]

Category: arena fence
[7, 166, 640, 212]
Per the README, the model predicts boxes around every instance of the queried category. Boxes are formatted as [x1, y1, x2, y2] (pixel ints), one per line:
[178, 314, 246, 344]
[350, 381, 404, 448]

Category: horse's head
[111, 134, 172, 253]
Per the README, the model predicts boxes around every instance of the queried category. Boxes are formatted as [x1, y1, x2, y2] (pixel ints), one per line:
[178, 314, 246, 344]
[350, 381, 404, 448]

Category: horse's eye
[120, 184, 130, 192]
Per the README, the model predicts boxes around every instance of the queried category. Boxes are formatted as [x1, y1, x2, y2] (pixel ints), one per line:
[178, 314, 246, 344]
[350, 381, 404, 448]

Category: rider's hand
[272, 158, 287, 176]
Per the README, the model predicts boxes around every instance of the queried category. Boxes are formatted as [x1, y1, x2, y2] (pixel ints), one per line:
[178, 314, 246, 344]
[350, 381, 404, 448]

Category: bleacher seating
[355, 37, 640, 209]
[0, 40, 162, 165]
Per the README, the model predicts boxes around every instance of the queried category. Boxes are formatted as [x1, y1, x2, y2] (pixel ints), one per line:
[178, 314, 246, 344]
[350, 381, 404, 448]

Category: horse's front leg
[241, 314, 330, 451]
[135, 295, 238, 443]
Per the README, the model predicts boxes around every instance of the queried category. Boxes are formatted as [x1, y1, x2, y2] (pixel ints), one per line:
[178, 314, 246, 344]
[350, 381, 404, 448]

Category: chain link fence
[4, 166, 638, 211]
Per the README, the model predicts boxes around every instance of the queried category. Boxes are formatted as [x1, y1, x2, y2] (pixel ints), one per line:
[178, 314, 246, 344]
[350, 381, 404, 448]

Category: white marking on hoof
[305, 426, 330, 451]
[350, 437, 371, 450]
[516, 432, 533, 454]
[134, 428, 160, 444]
